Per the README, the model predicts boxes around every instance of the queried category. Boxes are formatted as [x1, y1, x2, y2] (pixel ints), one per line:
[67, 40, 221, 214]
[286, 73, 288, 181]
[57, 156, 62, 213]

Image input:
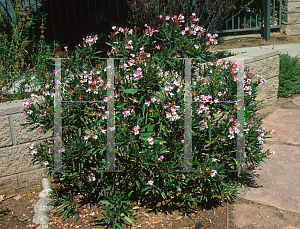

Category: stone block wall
[0, 49, 279, 192]
[0, 96, 54, 192]
[224, 49, 280, 113]
[281, 0, 300, 35]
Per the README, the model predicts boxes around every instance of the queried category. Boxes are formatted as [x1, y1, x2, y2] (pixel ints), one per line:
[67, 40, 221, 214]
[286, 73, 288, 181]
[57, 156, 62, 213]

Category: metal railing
[215, 0, 282, 37]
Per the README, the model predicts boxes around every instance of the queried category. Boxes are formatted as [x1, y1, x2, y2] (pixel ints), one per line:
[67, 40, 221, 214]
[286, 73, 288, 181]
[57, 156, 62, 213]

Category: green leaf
[105, 42, 115, 47]
[115, 222, 125, 229]
[208, 119, 212, 142]
[140, 124, 150, 131]
[135, 180, 140, 190]
[148, 124, 156, 132]
[140, 131, 156, 137]
[56, 204, 67, 211]
[123, 89, 139, 93]
[27, 124, 40, 132]
[20, 121, 35, 127]
[116, 103, 127, 108]
[139, 95, 145, 103]
[153, 138, 167, 144]
[123, 216, 135, 225]
[100, 200, 112, 205]
[101, 205, 114, 214]
[142, 103, 146, 116]
[141, 187, 148, 193]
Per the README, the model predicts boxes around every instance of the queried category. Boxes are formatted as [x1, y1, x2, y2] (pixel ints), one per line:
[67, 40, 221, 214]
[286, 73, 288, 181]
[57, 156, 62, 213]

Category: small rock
[37, 224, 52, 229]
[33, 213, 50, 225]
[42, 178, 52, 189]
[39, 188, 52, 199]
[34, 199, 54, 214]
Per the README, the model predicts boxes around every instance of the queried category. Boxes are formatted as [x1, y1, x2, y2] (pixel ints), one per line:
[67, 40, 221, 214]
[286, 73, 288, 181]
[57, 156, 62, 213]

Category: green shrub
[277, 53, 300, 98]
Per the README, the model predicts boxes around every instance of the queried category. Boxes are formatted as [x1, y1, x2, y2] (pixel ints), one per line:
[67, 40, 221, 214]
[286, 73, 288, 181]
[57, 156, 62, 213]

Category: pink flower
[148, 137, 154, 145]
[84, 135, 89, 140]
[271, 150, 275, 155]
[210, 170, 217, 177]
[147, 180, 154, 185]
[43, 161, 49, 166]
[157, 155, 164, 161]
[155, 45, 161, 50]
[30, 149, 37, 155]
[182, 174, 185, 179]
[133, 125, 140, 135]
[212, 158, 217, 162]
[87, 173, 96, 182]
[93, 134, 98, 139]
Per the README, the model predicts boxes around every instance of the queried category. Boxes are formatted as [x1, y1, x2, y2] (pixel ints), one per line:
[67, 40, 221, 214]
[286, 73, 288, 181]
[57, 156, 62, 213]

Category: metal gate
[215, 0, 282, 39]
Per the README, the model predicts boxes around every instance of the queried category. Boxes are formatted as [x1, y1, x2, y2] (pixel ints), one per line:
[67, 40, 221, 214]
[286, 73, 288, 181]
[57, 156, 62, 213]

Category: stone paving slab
[236, 142, 300, 215]
[259, 108, 300, 146]
[293, 95, 300, 106]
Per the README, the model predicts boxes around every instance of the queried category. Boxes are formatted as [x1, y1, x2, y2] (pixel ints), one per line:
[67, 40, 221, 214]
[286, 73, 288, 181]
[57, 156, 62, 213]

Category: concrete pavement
[215, 43, 300, 60]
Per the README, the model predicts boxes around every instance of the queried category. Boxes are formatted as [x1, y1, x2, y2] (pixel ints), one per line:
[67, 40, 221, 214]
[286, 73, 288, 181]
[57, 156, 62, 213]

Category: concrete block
[286, 12, 300, 23]
[17, 168, 51, 189]
[0, 174, 19, 191]
[0, 95, 47, 116]
[247, 59, 268, 81]
[255, 77, 279, 103]
[12, 113, 53, 145]
[0, 116, 12, 147]
[268, 55, 280, 79]
[0, 142, 45, 177]
[281, 23, 300, 36]
[286, 1, 300, 13]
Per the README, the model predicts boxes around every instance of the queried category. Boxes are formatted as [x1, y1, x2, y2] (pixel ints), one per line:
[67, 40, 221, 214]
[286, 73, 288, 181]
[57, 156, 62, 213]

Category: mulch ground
[0, 177, 239, 229]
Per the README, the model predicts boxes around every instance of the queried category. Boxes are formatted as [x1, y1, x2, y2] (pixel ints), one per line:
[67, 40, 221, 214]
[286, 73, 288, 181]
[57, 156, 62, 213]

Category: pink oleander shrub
[21, 13, 275, 229]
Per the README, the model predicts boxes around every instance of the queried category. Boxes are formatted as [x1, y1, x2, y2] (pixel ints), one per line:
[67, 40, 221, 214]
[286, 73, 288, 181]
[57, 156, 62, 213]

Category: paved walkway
[236, 95, 300, 215]
[215, 43, 300, 59]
